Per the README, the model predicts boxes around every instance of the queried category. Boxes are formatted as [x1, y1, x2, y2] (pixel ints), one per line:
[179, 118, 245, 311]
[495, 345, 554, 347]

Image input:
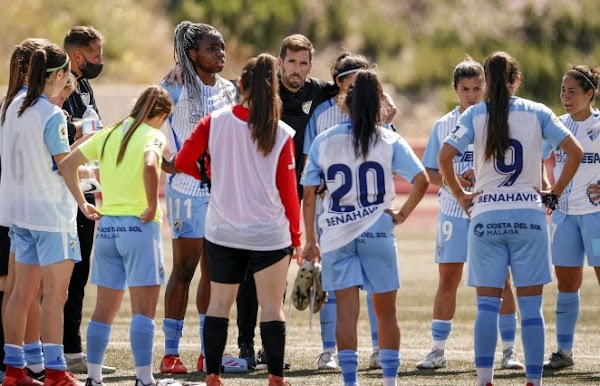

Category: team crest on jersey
[59, 122, 67, 138]
[302, 100, 313, 115]
[587, 127, 600, 141]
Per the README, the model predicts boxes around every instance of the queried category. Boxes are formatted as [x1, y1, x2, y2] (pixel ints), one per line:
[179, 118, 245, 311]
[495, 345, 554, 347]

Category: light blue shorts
[321, 213, 399, 294]
[91, 216, 165, 290]
[11, 225, 81, 267]
[550, 210, 600, 267]
[435, 213, 469, 263]
[166, 184, 209, 239]
[467, 209, 551, 288]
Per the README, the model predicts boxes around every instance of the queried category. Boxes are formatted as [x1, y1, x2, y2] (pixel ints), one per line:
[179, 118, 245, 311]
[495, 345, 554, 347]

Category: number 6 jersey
[301, 121, 424, 252]
[446, 96, 571, 217]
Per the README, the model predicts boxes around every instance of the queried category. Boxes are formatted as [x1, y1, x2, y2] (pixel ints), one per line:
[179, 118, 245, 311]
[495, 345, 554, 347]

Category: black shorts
[205, 240, 292, 284]
[0, 226, 10, 276]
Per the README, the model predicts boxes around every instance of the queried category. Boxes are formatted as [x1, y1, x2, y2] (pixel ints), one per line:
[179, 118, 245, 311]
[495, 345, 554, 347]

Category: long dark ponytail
[483, 51, 520, 160]
[345, 70, 383, 158]
[239, 53, 281, 156]
[1, 38, 50, 124]
[19, 44, 69, 117]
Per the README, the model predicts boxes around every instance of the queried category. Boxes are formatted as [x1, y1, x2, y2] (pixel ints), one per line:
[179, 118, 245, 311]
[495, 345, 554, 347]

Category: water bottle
[81, 105, 102, 169]
[81, 104, 101, 135]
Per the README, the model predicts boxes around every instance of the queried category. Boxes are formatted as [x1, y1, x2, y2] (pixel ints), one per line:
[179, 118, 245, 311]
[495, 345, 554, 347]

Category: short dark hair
[279, 34, 314, 61]
[64, 26, 104, 50]
[453, 56, 484, 89]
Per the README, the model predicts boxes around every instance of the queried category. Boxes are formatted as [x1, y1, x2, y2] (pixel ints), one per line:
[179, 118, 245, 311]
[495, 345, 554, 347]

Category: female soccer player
[302, 70, 429, 386]
[302, 52, 389, 371]
[159, 21, 237, 374]
[175, 54, 300, 386]
[438, 51, 583, 386]
[0, 38, 52, 383]
[0, 43, 80, 386]
[418, 57, 523, 370]
[59, 85, 172, 386]
[542, 65, 600, 370]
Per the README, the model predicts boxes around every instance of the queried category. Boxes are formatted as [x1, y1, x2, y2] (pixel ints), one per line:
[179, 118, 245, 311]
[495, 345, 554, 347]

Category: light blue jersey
[161, 75, 236, 197]
[303, 98, 396, 155]
[447, 97, 571, 217]
[550, 112, 600, 214]
[302, 121, 424, 252]
[423, 107, 472, 219]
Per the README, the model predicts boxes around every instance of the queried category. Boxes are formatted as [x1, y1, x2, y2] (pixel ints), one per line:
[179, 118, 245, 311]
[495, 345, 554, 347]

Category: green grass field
[82, 202, 600, 386]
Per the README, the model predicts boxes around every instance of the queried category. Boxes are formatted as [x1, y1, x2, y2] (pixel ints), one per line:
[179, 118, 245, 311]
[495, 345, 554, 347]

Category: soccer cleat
[160, 355, 188, 374]
[3, 366, 44, 386]
[255, 349, 291, 371]
[43, 369, 83, 386]
[292, 261, 314, 311]
[196, 354, 206, 372]
[310, 264, 327, 313]
[66, 356, 116, 375]
[501, 347, 524, 370]
[84, 378, 105, 386]
[368, 349, 381, 369]
[543, 349, 574, 369]
[267, 374, 291, 386]
[238, 343, 257, 369]
[205, 374, 224, 386]
[415, 348, 447, 369]
[316, 350, 338, 370]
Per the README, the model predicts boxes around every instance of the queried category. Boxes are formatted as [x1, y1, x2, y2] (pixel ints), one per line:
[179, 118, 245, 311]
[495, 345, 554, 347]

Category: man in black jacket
[236, 34, 337, 369]
[62, 25, 116, 375]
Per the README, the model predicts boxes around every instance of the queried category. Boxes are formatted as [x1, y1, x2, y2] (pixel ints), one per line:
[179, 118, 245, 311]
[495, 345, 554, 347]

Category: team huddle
[0, 19, 599, 386]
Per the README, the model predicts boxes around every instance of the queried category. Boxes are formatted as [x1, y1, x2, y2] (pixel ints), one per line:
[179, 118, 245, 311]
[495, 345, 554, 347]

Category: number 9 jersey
[301, 120, 425, 253]
[446, 96, 571, 217]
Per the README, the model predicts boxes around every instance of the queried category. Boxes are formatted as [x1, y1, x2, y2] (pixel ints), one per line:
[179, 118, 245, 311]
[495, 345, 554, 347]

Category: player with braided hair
[159, 21, 237, 374]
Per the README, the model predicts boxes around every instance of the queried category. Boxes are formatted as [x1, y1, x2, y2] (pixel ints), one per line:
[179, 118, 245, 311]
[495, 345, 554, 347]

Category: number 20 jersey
[301, 122, 424, 253]
[446, 96, 571, 217]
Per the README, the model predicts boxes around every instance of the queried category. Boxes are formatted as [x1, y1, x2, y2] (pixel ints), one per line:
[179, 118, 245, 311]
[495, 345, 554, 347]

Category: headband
[336, 63, 377, 80]
[574, 69, 596, 90]
[46, 57, 70, 73]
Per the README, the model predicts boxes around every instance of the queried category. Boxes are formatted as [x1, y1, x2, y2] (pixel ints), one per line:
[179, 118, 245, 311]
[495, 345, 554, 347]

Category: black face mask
[80, 59, 103, 79]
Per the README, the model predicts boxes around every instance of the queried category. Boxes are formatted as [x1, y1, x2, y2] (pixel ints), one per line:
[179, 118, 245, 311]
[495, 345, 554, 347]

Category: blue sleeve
[422, 123, 442, 169]
[303, 114, 318, 155]
[44, 112, 70, 156]
[160, 80, 182, 105]
[540, 109, 570, 149]
[392, 136, 426, 183]
[445, 109, 475, 154]
[542, 139, 554, 160]
[300, 137, 323, 186]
